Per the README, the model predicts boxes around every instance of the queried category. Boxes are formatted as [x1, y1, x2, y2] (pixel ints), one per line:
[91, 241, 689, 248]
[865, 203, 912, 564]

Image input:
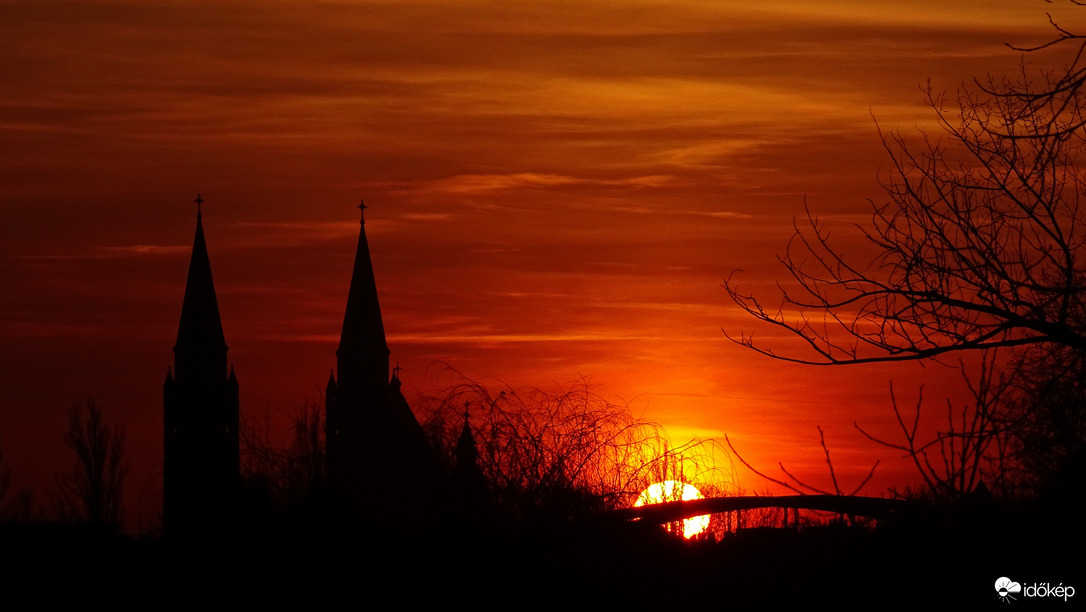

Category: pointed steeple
[173, 197, 228, 383]
[326, 202, 443, 519]
[453, 403, 490, 514]
[336, 201, 389, 394]
[163, 195, 239, 537]
[455, 404, 479, 470]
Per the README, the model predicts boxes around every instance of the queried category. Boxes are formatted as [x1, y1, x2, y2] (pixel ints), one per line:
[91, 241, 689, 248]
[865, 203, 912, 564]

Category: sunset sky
[1, 1, 1079, 525]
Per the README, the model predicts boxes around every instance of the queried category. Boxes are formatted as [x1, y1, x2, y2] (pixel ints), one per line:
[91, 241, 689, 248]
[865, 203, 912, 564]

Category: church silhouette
[164, 197, 455, 536]
[163, 196, 239, 536]
[324, 202, 444, 521]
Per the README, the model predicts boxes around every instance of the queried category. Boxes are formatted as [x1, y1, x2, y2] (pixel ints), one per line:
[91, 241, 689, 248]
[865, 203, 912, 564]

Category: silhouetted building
[452, 410, 491, 514]
[325, 204, 443, 520]
[163, 198, 239, 535]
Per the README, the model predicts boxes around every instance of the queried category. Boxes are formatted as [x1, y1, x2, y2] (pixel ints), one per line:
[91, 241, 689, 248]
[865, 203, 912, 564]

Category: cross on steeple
[358, 200, 366, 221]
[195, 194, 204, 219]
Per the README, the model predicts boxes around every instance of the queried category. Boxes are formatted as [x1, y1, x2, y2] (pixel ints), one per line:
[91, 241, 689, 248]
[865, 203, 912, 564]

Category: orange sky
[1, 1, 1078, 526]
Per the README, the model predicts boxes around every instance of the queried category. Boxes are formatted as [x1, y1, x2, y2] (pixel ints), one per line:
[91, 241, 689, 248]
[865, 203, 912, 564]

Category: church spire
[173, 194, 227, 383]
[164, 195, 239, 537]
[336, 200, 389, 392]
[326, 201, 442, 519]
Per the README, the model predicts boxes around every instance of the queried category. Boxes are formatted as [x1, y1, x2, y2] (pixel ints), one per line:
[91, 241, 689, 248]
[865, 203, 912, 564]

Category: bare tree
[59, 398, 128, 527]
[1001, 343, 1086, 497]
[239, 400, 325, 514]
[724, 24, 1086, 366]
[418, 366, 735, 523]
[286, 401, 325, 496]
[854, 351, 1013, 502]
[725, 11, 1086, 504]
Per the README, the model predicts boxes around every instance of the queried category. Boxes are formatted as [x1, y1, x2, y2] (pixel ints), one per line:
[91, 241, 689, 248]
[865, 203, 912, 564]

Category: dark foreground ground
[2, 505, 1079, 609]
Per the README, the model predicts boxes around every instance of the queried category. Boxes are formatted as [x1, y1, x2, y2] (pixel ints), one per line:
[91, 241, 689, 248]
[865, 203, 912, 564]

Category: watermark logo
[995, 577, 1075, 603]
[995, 577, 1022, 603]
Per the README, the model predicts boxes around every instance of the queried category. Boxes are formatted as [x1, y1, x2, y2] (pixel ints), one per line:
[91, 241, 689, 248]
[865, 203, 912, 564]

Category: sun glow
[634, 480, 710, 539]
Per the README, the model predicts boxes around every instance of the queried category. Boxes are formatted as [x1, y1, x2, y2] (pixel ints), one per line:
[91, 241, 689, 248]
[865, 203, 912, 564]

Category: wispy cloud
[390, 332, 657, 344]
[389, 173, 676, 196]
[17, 244, 189, 261]
[103, 245, 190, 256]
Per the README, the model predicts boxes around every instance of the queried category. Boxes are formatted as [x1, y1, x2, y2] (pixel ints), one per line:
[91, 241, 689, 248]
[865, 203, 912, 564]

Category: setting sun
[634, 480, 710, 539]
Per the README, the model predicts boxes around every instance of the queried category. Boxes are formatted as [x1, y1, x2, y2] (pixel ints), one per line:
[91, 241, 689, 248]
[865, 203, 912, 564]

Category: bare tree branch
[856, 353, 1013, 501]
[724, 24, 1086, 366]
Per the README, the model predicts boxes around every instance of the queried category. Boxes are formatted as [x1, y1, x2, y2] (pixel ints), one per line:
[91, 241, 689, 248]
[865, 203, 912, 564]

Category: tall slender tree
[60, 398, 128, 527]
